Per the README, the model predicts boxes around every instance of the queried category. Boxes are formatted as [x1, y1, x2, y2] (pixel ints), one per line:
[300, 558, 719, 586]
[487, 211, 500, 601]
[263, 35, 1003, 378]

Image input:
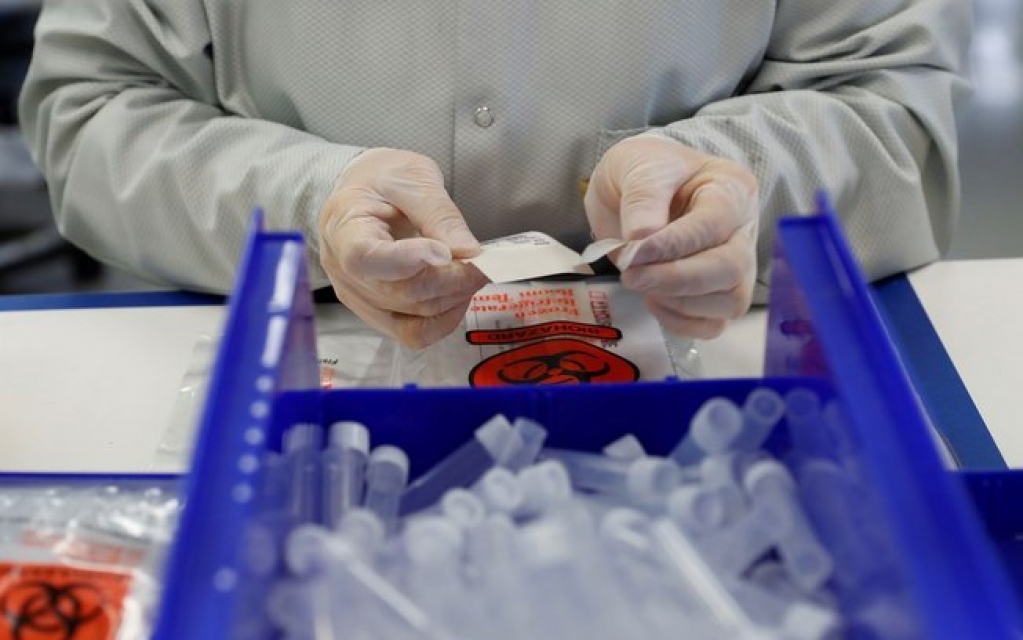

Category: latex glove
[585, 135, 758, 339]
[318, 148, 489, 348]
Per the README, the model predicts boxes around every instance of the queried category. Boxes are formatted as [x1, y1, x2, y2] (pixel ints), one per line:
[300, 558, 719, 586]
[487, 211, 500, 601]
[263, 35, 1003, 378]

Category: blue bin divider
[152, 208, 321, 639]
[0, 473, 179, 487]
[960, 470, 1023, 614]
[766, 198, 1023, 638]
[152, 200, 1023, 639]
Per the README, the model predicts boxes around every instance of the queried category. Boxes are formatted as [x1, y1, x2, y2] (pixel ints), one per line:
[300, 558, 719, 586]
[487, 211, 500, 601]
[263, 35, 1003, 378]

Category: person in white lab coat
[19, 1, 971, 347]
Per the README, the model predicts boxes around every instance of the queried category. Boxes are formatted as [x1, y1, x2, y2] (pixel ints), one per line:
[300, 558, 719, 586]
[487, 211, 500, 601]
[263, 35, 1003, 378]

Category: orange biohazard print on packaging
[388, 281, 679, 387]
[0, 564, 130, 640]
[465, 320, 622, 345]
[469, 338, 639, 387]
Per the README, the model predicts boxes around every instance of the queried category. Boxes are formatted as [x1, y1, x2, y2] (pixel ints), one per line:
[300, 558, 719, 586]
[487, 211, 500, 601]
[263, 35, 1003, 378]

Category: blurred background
[1, 0, 1020, 296]
[950, 0, 1023, 259]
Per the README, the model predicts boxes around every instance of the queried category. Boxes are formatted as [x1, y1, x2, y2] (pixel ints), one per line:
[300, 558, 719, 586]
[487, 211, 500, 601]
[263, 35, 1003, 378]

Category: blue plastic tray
[152, 203, 1023, 639]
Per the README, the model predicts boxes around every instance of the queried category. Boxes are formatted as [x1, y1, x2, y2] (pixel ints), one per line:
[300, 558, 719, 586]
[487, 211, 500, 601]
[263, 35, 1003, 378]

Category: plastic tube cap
[475, 414, 515, 456]
[338, 508, 386, 554]
[513, 417, 548, 443]
[745, 387, 786, 424]
[743, 459, 794, 497]
[785, 388, 822, 420]
[667, 485, 727, 531]
[603, 434, 647, 462]
[404, 517, 464, 565]
[626, 458, 683, 500]
[478, 467, 524, 513]
[599, 508, 651, 553]
[441, 488, 487, 529]
[519, 516, 577, 567]
[283, 423, 323, 454]
[330, 421, 370, 454]
[367, 445, 410, 487]
[782, 602, 841, 640]
[285, 524, 353, 576]
[517, 460, 572, 511]
[691, 398, 744, 454]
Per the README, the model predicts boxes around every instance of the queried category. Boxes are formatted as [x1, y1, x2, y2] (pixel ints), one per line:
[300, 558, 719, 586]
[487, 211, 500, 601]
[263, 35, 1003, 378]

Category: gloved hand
[318, 148, 489, 348]
[585, 134, 758, 339]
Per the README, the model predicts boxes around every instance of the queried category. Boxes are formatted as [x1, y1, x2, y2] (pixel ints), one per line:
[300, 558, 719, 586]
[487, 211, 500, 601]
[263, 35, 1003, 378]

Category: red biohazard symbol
[468, 338, 639, 387]
[0, 564, 130, 640]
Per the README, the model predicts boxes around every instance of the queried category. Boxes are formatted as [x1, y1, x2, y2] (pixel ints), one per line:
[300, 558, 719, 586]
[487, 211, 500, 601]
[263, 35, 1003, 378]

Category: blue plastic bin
[151, 202, 1023, 639]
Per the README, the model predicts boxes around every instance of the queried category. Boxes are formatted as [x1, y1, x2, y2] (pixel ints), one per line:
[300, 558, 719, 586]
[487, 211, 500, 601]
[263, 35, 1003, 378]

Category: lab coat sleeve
[648, 1, 972, 302]
[18, 0, 360, 292]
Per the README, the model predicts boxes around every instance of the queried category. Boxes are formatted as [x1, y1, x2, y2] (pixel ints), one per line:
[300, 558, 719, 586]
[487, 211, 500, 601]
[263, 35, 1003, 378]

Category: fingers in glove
[620, 229, 756, 301]
[644, 286, 754, 322]
[584, 136, 695, 240]
[339, 290, 472, 349]
[374, 262, 490, 310]
[390, 298, 475, 348]
[371, 161, 481, 257]
[619, 176, 757, 268]
[341, 268, 487, 317]
[342, 234, 453, 281]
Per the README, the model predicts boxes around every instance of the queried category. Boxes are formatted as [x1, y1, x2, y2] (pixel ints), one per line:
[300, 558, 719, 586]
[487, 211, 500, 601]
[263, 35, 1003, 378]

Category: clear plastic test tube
[599, 508, 655, 569]
[246, 451, 292, 578]
[726, 578, 841, 640]
[470, 514, 533, 640]
[666, 484, 730, 534]
[539, 448, 631, 495]
[399, 415, 518, 515]
[796, 459, 884, 590]
[540, 448, 682, 507]
[265, 578, 314, 637]
[602, 434, 647, 462]
[516, 459, 573, 518]
[403, 517, 485, 637]
[695, 498, 793, 578]
[363, 445, 410, 535]
[283, 423, 324, 525]
[732, 387, 787, 452]
[286, 524, 446, 640]
[699, 452, 751, 525]
[337, 507, 386, 562]
[474, 467, 525, 515]
[648, 518, 764, 639]
[502, 417, 548, 471]
[819, 400, 858, 463]
[748, 560, 838, 610]
[440, 488, 487, 530]
[321, 420, 370, 528]
[784, 388, 829, 458]
[599, 508, 718, 638]
[744, 459, 833, 592]
[258, 451, 289, 514]
[669, 396, 745, 466]
[516, 505, 639, 640]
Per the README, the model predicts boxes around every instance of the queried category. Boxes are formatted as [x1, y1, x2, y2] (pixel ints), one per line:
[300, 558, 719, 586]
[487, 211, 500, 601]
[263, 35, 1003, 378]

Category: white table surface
[0, 305, 225, 472]
[905, 259, 1023, 467]
[0, 258, 1018, 472]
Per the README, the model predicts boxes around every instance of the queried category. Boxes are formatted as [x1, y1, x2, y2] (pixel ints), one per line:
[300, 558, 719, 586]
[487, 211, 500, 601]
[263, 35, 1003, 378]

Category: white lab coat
[18, 0, 971, 300]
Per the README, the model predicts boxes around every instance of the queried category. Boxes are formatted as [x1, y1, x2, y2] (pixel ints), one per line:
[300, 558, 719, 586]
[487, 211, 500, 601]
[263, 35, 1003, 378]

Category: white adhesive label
[465, 232, 626, 283]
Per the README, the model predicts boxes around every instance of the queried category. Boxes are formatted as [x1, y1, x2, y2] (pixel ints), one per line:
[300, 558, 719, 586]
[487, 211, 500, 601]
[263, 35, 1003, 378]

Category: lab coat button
[474, 106, 495, 128]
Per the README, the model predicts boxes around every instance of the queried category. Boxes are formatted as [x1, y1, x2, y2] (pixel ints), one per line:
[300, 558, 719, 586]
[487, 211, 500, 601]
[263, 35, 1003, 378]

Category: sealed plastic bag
[154, 334, 219, 470]
[392, 279, 701, 387]
[0, 478, 182, 640]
